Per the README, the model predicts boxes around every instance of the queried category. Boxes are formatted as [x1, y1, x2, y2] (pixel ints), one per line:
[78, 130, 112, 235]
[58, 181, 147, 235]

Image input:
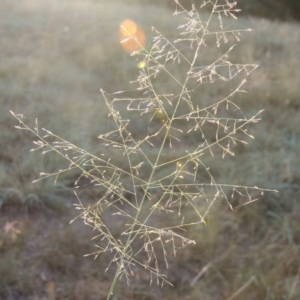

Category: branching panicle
[11, 1, 278, 299]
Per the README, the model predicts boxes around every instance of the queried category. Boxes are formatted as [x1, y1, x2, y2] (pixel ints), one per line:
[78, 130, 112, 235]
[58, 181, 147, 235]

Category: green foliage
[230, 0, 300, 21]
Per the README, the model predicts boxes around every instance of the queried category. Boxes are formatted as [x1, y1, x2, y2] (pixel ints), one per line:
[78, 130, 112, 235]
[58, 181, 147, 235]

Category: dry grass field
[0, 0, 299, 299]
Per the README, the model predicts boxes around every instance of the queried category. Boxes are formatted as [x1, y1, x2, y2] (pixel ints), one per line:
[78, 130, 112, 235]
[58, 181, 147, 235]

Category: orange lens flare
[119, 19, 145, 54]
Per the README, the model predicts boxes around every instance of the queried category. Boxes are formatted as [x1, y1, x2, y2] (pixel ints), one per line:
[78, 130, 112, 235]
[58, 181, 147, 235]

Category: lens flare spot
[120, 19, 137, 36]
[155, 108, 167, 123]
[137, 61, 146, 68]
[119, 19, 146, 54]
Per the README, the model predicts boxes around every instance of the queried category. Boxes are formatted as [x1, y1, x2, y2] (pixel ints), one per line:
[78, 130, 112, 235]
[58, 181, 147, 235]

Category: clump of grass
[0, 186, 68, 214]
[11, 0, 277, 298]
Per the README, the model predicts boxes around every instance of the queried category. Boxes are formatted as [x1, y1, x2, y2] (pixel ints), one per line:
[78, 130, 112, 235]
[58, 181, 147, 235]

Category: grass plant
[10, 0, 279, 298]
[6, 0, 293, 299]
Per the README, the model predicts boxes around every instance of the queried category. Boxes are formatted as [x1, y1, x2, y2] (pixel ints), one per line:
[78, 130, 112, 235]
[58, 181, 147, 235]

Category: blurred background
[0, 0, 299, 299]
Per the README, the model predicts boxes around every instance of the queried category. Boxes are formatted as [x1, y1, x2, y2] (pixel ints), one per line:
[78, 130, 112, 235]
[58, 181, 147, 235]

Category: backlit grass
[1, 0, 299, 299]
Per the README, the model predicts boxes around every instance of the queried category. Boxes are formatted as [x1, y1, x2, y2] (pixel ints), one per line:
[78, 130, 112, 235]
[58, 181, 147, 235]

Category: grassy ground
[0, 0, 299, 299]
